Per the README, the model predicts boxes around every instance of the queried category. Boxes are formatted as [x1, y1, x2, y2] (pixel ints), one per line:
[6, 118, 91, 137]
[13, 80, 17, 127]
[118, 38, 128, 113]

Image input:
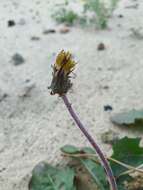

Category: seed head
[49, 50, 76, 95]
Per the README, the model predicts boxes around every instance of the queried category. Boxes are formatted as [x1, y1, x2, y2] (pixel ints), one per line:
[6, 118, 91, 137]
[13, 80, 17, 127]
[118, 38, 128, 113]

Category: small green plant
[52, 8, 78, 26]
[83, 0, 109, 29]
[51, 0, 120, 29]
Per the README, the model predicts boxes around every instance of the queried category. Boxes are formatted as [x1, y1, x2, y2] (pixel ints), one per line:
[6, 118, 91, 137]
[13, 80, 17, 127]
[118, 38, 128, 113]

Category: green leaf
[81, 147, 96, 154]
[110, 137, 143, 177]
[61, 145, 80, 154]
[111, 109, 143, 127]
[61, 145, 109, 190]
[61, 145, 96, 155]
[80, 159, 108, 190]
[29, 161, 76, 190]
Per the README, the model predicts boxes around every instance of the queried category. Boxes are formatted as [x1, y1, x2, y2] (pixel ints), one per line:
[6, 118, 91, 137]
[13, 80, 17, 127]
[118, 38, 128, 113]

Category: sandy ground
[0, 0, 143, 189]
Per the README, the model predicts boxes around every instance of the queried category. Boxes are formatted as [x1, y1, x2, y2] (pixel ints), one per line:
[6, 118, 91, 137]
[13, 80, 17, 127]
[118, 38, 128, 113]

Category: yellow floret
[55, 50, 76, 74]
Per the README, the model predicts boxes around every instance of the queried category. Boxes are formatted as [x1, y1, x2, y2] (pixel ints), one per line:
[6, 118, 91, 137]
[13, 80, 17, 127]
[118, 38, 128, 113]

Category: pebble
[31, 36, 41, 41]
[0, 91, 8, 102]
[97, 43, 105, 51]
[104, 105, 113, 111]
[43, 29, 56, 34]
[8, 20, 15, 27]
[12, 53, 25, 66]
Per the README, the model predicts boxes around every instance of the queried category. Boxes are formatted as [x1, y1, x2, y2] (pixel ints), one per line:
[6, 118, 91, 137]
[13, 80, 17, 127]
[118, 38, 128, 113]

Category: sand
[0, 0, 143, 189]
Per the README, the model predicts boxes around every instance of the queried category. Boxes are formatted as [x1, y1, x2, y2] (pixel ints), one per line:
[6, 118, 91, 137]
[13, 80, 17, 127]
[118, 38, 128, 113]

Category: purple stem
[62, 95, 117, 190]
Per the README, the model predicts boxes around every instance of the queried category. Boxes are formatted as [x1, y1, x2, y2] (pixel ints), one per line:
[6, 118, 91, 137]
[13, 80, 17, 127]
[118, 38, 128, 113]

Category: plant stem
[62, 94, 118, 190]
[62, 153, 143, 174]
[119, 163, 143, 177]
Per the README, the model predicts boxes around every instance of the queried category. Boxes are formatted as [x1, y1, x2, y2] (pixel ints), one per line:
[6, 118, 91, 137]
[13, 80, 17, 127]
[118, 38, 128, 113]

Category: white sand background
[0, 0, 143, 189]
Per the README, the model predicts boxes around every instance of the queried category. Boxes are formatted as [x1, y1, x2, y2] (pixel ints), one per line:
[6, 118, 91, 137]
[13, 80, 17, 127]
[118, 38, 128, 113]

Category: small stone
[12, 53, 25, 65]
[104, 105, 113, 111]
[0, 91, 8, 102]
[97, 43, 105, 51]
[8, 20, 15, 27]
[118, 14, 124, 18]
[25, 79, 31, 83]
[43, 29, 56, 34]
[31, 36, 40, 41]
[103, 85, 109, 90]
[0, 168, 6, 173]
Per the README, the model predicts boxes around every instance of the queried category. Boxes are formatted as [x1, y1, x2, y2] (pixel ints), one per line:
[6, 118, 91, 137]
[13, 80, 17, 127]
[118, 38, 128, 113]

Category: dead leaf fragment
[59, 27, 70, 34]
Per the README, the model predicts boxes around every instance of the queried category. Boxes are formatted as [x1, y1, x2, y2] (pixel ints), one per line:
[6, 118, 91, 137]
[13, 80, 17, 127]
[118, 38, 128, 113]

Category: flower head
[49, 50, 76, 95]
